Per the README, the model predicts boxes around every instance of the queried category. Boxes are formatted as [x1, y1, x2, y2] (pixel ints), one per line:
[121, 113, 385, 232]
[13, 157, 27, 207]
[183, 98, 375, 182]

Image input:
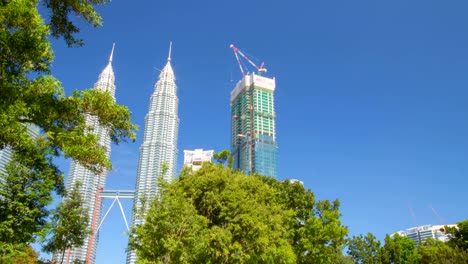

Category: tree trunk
[60, 249, 66, 264]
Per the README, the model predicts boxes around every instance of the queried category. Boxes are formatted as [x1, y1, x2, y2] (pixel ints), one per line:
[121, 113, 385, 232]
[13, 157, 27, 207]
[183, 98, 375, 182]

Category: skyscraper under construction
[229, 45, 277, 178]
[127, 44, 179, 264]
[55, 45, 116, 264]
[230, 72, 278, 178]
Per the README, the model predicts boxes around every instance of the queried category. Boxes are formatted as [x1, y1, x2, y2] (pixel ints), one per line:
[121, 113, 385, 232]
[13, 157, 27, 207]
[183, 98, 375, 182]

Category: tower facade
[231, 73, 277, 178]
[55, 45, 116, 264]
[127, 45, 179, 264]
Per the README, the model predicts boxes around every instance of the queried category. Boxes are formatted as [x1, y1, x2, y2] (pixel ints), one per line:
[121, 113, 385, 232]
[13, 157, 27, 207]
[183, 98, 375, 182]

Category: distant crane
[429, 204, 445, 225]
[407, 201, 418, 227]
[230, 44, 267, 77]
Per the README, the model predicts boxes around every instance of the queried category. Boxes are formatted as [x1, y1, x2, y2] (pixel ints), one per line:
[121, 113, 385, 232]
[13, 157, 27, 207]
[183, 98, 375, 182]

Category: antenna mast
[168, 41, 172, 61]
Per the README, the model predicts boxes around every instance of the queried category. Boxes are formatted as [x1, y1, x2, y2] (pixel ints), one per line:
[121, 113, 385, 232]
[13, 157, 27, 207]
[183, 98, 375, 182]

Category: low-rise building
[184, 149, 214, 171]
[393, 224, 456, 244]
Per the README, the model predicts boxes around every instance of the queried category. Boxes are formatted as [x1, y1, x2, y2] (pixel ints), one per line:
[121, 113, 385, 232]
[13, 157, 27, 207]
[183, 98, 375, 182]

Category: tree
[379, 234, 420, 264]
[129, 179, 208, 263]
[0, 0, 136, 255]
[418, 238, 468, 264]
[43, 181, 90, 263]
[445, 220, 468, 250]
[349, 220, 468, 264]
[130, 164, 296, 263]
[42, 0, 112, 47]
[257, 176, 348, 263]
[213, 150, 231, 165]
[0, 243, 39, 263]
[336, 254, 355, 264]
[1, 0, 136, 180]
[0, 244, 39, 264]
[0, 151, 61, 258]
[347, 233, 382, 264]
[130, 163, 348, 263]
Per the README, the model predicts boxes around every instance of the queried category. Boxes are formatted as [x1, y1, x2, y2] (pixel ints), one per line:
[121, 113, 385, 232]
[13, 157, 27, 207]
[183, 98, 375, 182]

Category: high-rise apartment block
[231, 73, 277, 178]
[127, 44, 179, 264]
[55, 45, 116, 264]
[184, 149, 214, 171]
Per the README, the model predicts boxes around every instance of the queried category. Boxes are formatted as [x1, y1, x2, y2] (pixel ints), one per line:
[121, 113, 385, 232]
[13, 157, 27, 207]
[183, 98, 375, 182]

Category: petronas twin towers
[56, 46, 116, 264]
[60, 44, 179, 264]
[127, 44, 179, 264]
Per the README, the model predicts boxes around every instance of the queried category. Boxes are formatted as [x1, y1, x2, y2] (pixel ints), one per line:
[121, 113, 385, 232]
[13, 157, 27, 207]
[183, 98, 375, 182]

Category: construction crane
[230, 44, 267, 77]
[429, 204, 445, 225]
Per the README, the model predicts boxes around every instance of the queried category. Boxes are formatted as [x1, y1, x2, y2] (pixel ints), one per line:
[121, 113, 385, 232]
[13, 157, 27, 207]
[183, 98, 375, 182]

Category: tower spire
[109, 42, 115, 63]
[168, 41, 172, 61]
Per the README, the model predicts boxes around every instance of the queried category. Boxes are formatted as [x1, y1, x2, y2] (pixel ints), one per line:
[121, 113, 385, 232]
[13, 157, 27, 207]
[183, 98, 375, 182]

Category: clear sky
[47, 0, 468, 263]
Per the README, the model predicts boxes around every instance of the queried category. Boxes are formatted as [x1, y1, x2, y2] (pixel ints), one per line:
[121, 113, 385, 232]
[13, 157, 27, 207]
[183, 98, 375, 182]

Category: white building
[184, 149, 214, 171]
[127, 44, 179, 264]
[285, 179, 304, 186]
[55, 45, 116, 264]
[393, 224, 456, 244]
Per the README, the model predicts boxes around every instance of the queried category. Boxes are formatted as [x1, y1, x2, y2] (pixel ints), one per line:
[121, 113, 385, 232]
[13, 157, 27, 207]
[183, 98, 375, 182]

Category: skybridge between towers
[96, 189, 135, 233]
[100, 189, 135, 200]
[80, 189, 136, 264]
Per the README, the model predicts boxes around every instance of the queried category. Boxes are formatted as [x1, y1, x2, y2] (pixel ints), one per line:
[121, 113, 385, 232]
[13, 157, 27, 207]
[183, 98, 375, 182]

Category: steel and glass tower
[127, 44, 179, 264]
[55, 45, 116, 264]
[231, 73, 277, 178]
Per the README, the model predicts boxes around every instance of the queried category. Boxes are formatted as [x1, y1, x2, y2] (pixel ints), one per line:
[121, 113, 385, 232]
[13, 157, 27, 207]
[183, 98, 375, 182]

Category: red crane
[230, 44, 267, 77]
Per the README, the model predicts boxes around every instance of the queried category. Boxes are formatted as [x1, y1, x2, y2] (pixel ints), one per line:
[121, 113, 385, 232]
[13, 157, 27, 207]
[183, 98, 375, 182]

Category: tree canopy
[444, 220, 468, 250]
[1, 0, 137, 176]
[43, 181, 90, 263]
[347, 221, 468, 264]
[347, 233, 382, 264]
[0, 0, 136, 260]
[0, 152, 61, 258]
[129, 163, 348, 264]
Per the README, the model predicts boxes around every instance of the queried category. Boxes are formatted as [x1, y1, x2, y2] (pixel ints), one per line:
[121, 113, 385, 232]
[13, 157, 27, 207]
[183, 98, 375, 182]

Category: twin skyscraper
[59, 43, 278, 264]
[127, 44, 179, 264]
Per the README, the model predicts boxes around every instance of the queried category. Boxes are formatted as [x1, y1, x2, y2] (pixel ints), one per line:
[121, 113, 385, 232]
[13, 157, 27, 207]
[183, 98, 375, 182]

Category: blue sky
[47, 0, 468, 262]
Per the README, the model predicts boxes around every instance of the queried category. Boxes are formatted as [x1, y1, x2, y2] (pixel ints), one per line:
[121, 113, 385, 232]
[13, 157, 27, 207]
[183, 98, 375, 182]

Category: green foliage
[418, 238, 468, 264]
[300, 199, 348, 263]
[130, 181, 208, 263]
[257, 177, 348, 263]
[131, 163, 348, 264]
[213, 150, 231, 166]
[42, 0, 112, 47]
[347, 224, 468, 264]
[336, 254, 355, 264]
[1, 0, 137, 172]
[380, 234, 420, 264]
[0, 150, 62, 248]
[347, 233, 382, 264]
[348, 233, 420, 264]
[43, 181, 90, 261]
[0, 244, 39, 264]
[0, 0, 136, 258]
[445, 220, 468, 250]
